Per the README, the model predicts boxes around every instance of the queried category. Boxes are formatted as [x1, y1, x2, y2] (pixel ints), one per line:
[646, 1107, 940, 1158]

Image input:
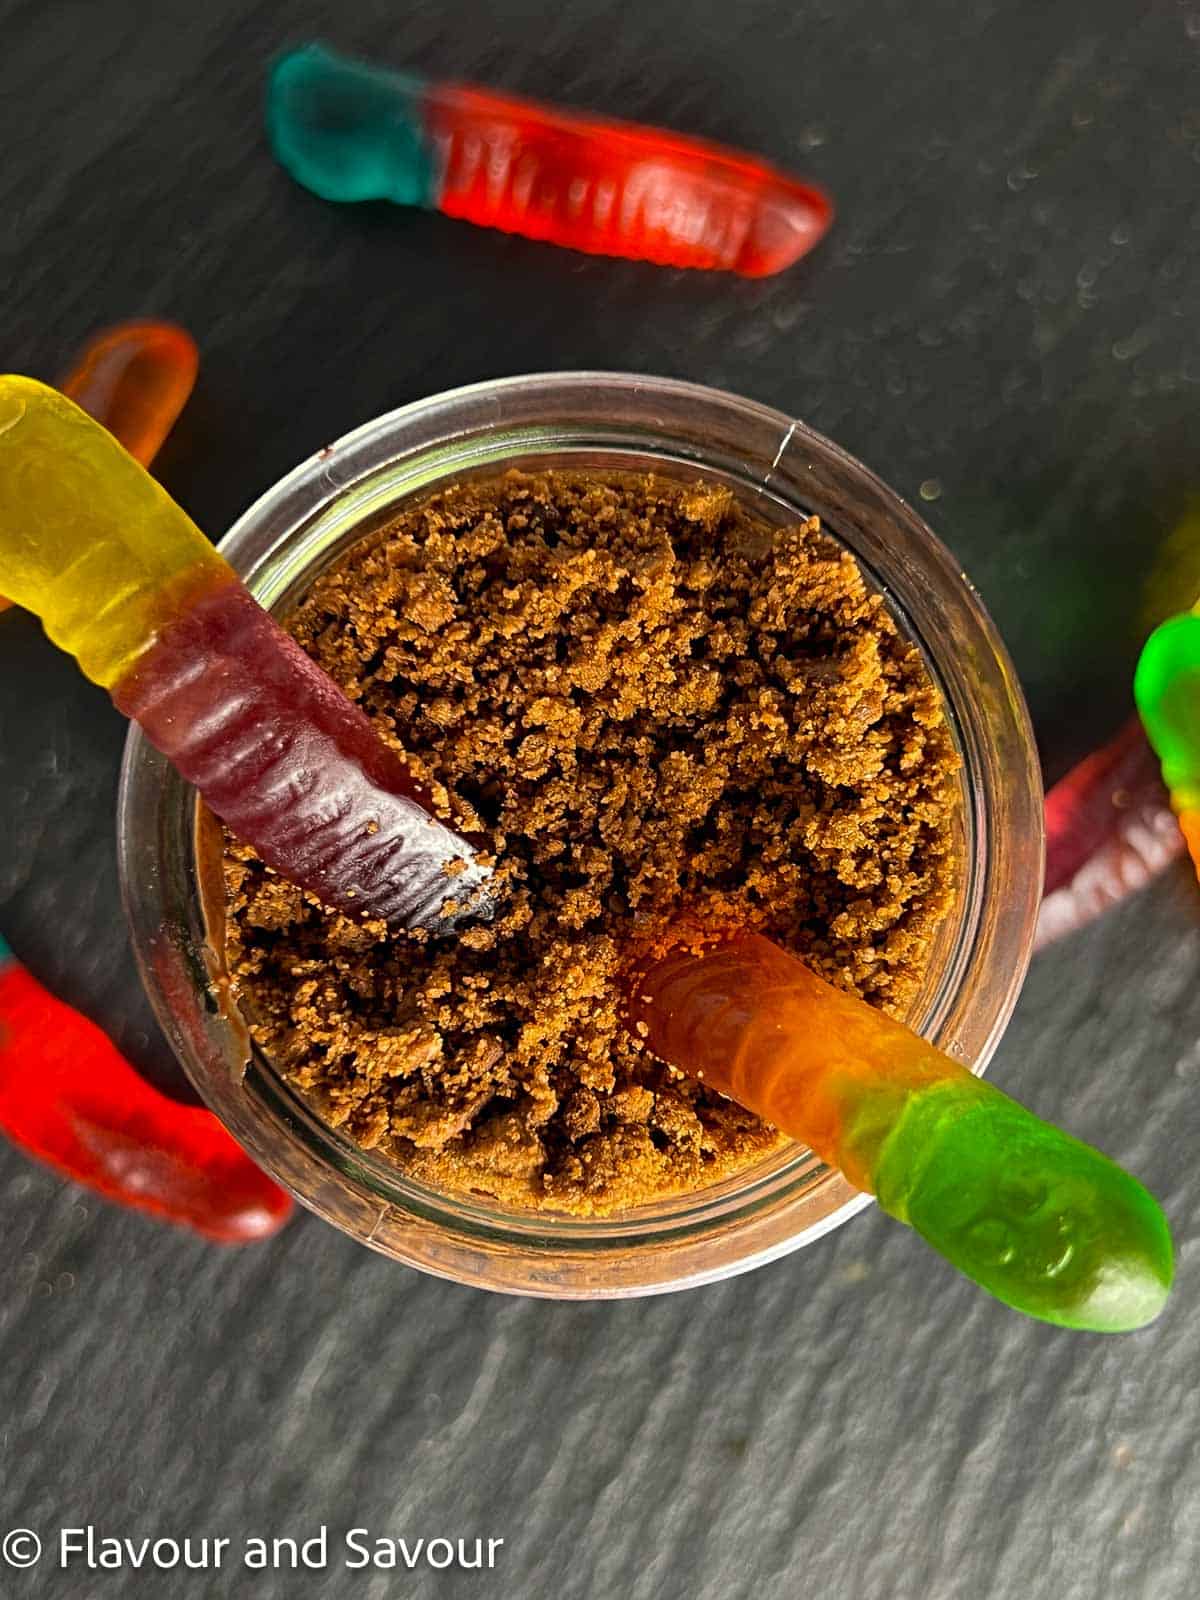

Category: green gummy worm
[873, 1078, 1172, 1333]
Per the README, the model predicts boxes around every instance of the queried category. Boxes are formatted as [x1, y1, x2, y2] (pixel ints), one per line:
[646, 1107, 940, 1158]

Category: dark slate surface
[2, 1, 1200, 1594]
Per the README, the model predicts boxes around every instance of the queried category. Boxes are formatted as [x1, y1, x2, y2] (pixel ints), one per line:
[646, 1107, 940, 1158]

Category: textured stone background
[2, 0, 1200, 1595]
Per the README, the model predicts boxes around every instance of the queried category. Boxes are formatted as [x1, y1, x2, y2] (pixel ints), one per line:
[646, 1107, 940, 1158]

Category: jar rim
[118, 371, 1043, 1297]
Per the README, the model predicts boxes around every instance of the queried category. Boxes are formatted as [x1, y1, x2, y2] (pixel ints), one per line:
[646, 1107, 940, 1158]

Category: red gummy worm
[1036, 716, 1186, 950]
[267, 45, 833, 277]
[111, 580, 491, 931]
[0, 945, 291, 1242]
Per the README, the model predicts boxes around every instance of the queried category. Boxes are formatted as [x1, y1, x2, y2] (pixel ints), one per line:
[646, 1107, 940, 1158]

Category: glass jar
[117, 373, 1043, 1297]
